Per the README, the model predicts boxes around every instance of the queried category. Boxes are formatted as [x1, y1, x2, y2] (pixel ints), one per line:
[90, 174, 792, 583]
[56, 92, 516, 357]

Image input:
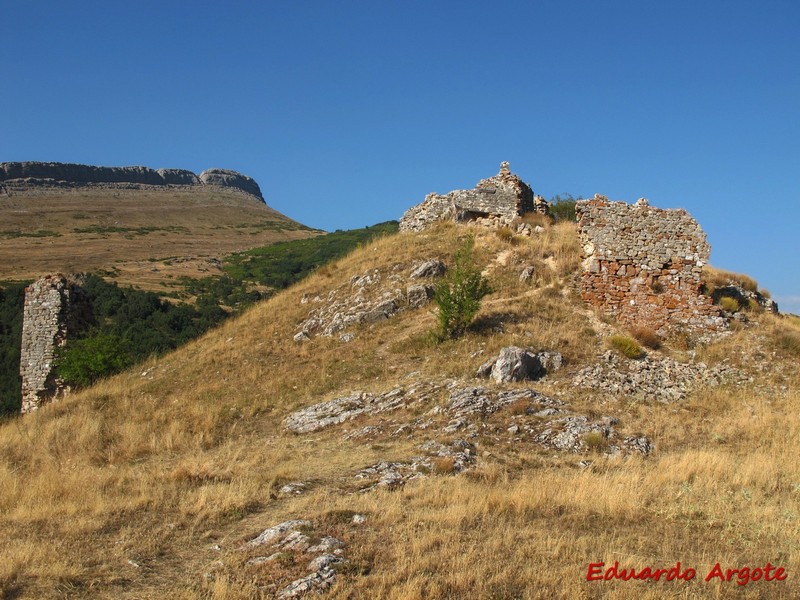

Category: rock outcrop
[576, 196, 727, 336]
[399, 162, 548, 232]
[0, 161, 264, 202]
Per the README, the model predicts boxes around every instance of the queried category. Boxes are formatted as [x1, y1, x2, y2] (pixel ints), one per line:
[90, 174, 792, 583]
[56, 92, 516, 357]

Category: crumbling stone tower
[19, 274, 89, 413]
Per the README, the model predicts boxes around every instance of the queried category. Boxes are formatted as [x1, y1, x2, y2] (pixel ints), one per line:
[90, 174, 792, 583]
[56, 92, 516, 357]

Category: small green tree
[549, 193, 582, 222]
[434, 236, 491, 339]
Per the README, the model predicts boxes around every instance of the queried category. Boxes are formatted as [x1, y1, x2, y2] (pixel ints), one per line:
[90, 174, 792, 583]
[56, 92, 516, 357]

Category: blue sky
[3, 1, 799, 313]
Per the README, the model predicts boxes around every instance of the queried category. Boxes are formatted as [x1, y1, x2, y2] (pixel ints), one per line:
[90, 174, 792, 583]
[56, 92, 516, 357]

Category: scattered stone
[519, 266, 535, 282]
[278, 482, 308, 496]
[278, 567, 337, 599]
[572, 350, 745, 402]
[247, 553, 282, 566]
[352, 514, 367, 525]
[244, 520, 311, 549]
[307, 554, 345, 572]
[339, 333, 355, 343]
[355, 439, 476, 492]
[307, 536, 345, 554]
[409, 259, 446, 279]
[476, 347, 563, 383]
[293, 332, 310, 342]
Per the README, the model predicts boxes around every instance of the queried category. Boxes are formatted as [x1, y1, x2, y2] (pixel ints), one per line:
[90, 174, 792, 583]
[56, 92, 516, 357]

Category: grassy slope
[1, 222, 799, 599]
[0, 187, 318, 294]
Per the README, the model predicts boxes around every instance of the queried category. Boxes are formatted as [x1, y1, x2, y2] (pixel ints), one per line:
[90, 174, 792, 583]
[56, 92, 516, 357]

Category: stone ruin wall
[399, 162, 549, 232]
[576, 196, 726, 336]
[19, 274, 90, 414]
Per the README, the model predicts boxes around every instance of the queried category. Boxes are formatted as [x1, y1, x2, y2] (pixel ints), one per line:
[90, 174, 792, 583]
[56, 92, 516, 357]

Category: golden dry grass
[0, 187, 317, 293]
[1, 222, 798, 599]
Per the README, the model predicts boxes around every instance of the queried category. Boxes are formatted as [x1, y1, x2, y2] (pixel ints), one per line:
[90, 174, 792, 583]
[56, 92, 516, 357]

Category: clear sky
[3, 1, 798, 313]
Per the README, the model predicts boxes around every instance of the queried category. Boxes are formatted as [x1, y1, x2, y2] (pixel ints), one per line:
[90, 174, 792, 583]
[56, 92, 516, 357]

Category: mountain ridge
[0, 161, 264, 202]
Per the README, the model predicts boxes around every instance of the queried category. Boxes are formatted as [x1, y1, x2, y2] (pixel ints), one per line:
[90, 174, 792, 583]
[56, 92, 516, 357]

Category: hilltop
[1, 165, 798, 599]
[0, 162, 319, 294]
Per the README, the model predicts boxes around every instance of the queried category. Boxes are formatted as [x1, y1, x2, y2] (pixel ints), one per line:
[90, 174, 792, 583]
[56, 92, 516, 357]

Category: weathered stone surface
[519, 265, 535, 282]
[0, 161, 264, 202]
[399, 162, 548, 232]
[278, 567, 337, 599]
[476, 347, 563, 383]
[243, 520, 312, 549]
[19, 274, 92, 413]
[354, 439, 476, 492]
[284, 384, 444, 433]
[407, 284, 435, 309]
[197, 168, 263, 199]
[409, 259, 446, 279]
[576, 196, 727, 336]
[572, 350, 746, 402]
[296, 267, 405, 339]
[240, 519, 349, 599]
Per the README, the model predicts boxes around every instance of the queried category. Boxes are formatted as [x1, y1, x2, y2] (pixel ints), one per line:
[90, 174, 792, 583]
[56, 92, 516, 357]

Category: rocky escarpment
[0, 161, 264, 202]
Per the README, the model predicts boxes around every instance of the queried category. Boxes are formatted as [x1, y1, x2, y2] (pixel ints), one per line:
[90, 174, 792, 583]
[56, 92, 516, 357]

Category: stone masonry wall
[399, 162, 548, 232]
[19, 274, 90, 413]
[576, 196, 726, 336]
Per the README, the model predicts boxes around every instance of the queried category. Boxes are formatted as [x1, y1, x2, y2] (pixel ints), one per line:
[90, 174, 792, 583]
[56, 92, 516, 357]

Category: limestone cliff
[0, 161, 264, 202]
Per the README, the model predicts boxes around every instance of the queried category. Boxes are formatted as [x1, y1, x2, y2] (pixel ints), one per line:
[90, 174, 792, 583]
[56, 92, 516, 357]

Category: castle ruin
[19, 274, 90, 413]
[576, 195, 726, 336]
[399, 162, 548, 232]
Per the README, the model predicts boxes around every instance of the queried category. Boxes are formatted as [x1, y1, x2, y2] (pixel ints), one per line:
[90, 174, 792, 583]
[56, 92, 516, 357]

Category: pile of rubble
[572, 350, 747, 402]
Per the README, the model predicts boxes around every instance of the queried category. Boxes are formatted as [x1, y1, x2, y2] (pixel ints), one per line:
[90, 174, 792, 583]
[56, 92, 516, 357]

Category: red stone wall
[576, 197, 726, 336]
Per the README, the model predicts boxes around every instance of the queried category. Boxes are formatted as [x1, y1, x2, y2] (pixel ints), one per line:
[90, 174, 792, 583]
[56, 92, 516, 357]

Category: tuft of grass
[607, 334, 644, 359]
[583, 431, 608, 453]
[494, 226, 515, 244]
[629, 326, 661, 350]
[775, 331, 800, 357]
[432, 456, 456, 474]
[702, 265, 758, 294]
[719, 297, 740, 313]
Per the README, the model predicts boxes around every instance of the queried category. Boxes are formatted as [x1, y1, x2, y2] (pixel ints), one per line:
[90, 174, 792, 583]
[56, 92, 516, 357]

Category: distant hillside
[0, 162, 320, 294]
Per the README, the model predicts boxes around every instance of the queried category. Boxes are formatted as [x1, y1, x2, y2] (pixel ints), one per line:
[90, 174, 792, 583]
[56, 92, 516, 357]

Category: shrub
[548, 194, 582, 222]
[629, 326, 661, 350]
[56, 330, 133, 388]
[607, 335, 644, 359]
[719, 297, 740, 313]
[434, 236, 491, 340]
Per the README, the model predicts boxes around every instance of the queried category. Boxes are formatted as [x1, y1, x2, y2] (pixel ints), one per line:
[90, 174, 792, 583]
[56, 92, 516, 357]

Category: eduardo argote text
[587, 561, 787, 586]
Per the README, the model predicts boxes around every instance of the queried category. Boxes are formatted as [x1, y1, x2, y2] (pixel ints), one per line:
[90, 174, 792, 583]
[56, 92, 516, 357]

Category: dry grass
[1, 223, 798, 598]
[607, 335, 645, 359]
[629, 326, 662, 350]
[0, 187, 317, 292]
[702, 265, 759, 295]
